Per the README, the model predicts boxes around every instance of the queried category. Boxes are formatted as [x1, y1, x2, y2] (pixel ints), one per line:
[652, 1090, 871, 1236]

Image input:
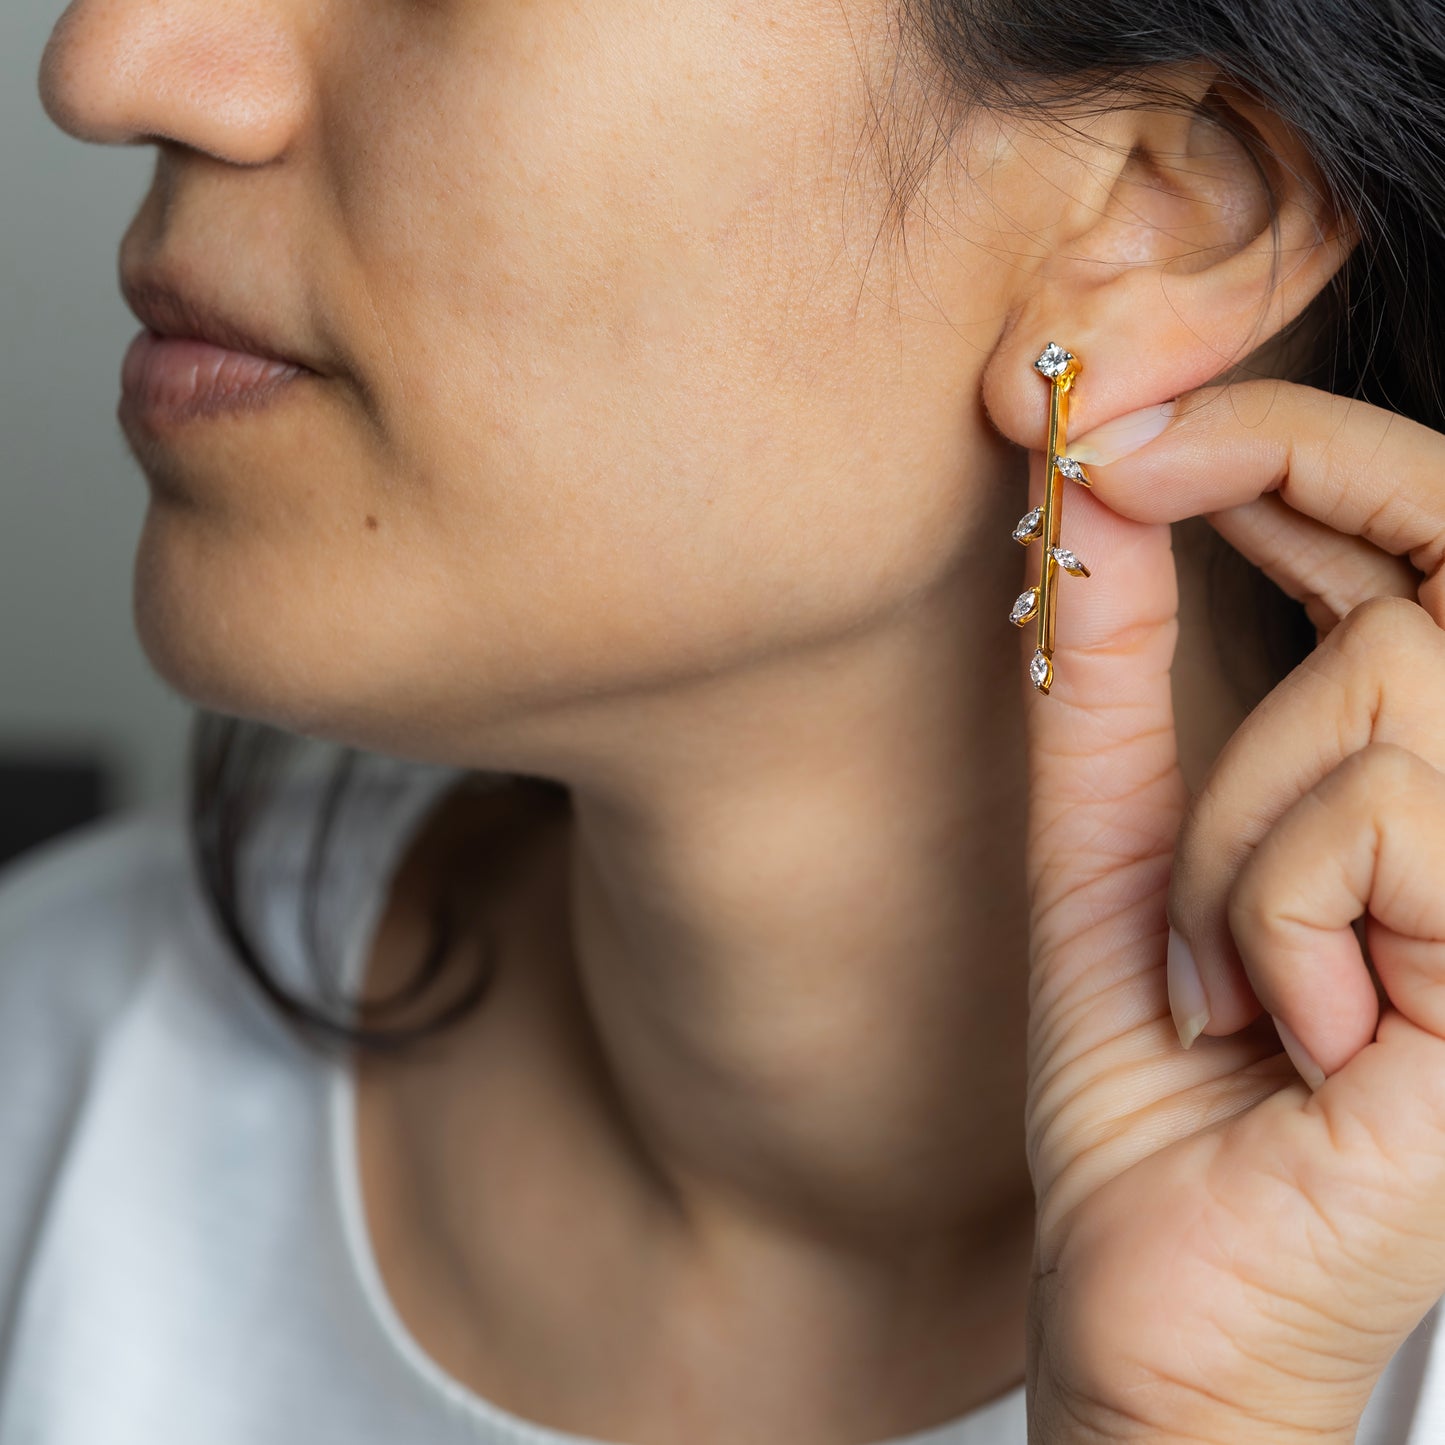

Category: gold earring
[1009, 342, 1092, 695]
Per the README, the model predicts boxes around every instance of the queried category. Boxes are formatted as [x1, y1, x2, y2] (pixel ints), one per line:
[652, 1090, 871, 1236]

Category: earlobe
[977, 68, 1356, 455]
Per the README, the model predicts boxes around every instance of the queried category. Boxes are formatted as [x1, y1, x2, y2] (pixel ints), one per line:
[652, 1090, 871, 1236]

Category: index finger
[1069, 380, 1445, 614]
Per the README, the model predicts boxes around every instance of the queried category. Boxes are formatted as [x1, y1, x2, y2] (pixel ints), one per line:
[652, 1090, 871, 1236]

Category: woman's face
[38, 0, 1040, 767]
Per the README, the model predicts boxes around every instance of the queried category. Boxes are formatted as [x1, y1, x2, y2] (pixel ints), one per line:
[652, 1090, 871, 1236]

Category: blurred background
[2, 3, 193, 868]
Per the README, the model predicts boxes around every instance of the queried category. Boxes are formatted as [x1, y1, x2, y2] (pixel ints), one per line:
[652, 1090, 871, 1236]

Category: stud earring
[1010, 342, 1092, 695]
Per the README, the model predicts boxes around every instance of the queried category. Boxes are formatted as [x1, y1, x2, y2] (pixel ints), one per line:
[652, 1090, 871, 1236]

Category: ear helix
[1009, 342, 1092, 695]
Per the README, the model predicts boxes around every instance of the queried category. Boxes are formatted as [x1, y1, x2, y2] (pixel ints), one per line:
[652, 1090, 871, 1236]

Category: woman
[8, 0, 1445, 1437]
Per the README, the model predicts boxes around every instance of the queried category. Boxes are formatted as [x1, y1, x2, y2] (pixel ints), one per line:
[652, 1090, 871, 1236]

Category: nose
[37, 0, 308, 165]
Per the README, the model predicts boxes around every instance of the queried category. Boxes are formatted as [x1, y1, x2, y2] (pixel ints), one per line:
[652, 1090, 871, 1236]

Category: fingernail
[1167, 926, 1210, 1049]
[1068, 400, 1177, 466]
[1271, 1015, 1326, 1092]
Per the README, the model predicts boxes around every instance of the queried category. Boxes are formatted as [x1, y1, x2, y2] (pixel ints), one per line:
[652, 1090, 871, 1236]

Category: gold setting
[1013, 342, 1094, 694]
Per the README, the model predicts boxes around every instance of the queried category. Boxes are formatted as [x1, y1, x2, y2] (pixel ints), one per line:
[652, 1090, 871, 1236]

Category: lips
[120, 273, 318, 374]
[116, 269, 324, 427]
[120, 329, 306, 426]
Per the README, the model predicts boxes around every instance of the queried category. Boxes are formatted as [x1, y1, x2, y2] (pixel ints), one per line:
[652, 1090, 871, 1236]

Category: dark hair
[189, 0, 1438, 1050]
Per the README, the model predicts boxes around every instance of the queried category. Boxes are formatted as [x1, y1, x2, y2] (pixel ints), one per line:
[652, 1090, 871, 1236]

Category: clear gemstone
[1029, 650, 1051, 691]
[1049, 545, 1090, 577]
[1033, 343, 1074, 380]
[1012, 506, 1044, 543]
[1009, 587, 1039, 626]
[1055, 454, 1090, 485]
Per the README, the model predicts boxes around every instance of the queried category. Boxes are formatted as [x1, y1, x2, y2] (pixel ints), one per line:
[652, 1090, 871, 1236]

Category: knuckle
[1412, 532, 1445, 585]
[1225, 784, 1324, 947]
[1340, 739, 1410, 786]
[1331, 594, 1430, 660]
[1341, 740, 1419, 795]
[1225, 744, 1424, 954]
[1225, 869, 1262, 944]
[1226, 843, 1283, 947]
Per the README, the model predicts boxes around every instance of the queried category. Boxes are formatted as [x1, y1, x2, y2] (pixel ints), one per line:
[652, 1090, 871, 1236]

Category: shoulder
[0, 800, 188, 921]
[0, 806, 205, 1348]
[0, 758, 552, 1043]
[0, 802, 192, 1037]
[0, 802, 207, 1199]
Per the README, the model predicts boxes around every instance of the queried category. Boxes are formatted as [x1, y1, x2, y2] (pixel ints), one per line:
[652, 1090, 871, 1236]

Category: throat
[352, 778, 1035, 1443]
[355, 911, 1033, 1445]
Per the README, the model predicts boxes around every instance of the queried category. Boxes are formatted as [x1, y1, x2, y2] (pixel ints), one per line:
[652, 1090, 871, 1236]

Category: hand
[1018, 377, 1445, 1443]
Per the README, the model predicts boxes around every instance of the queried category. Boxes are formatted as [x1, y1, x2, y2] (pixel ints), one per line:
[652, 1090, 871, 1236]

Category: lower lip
[120, 328, 309, 426]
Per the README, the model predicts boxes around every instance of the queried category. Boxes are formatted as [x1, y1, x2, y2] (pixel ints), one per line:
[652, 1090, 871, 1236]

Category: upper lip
[120, 272, 318, 373]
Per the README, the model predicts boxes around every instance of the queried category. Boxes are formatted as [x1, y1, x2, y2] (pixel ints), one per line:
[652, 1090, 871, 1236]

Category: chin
[130, 509, 333, 742]
[130, 513, 494, 762]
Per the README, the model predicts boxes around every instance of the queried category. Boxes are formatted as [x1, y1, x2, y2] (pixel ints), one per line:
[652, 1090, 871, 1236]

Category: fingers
[1227, 743, 1445, 1088]
[1167, 595, 1445, 1037]
[1070, 380, 1445, 619]
[1014, 451, 1185, 902]
[1205, 495, 1422, 637]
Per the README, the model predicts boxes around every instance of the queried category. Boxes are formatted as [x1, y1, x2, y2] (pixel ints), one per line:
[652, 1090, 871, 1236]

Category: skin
[36, 0, 1405, 1439]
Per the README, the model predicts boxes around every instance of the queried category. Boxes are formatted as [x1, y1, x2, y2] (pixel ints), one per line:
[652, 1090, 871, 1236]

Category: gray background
[3, 2, 193, 818]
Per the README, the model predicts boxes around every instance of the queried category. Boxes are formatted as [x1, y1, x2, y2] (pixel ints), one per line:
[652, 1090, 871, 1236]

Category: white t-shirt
[0, 752, 1439, 1444]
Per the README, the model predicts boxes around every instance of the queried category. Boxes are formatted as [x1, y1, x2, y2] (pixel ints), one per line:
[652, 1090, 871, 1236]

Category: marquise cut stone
[1049, 545, 1090, 577]
[1029, 649, 1052, 691]
[1012, 506, 1044, 543]
[1055, 454, 1090, 485]
[1010, 587, 1039, 626]
[1033, 343, 1074, 379]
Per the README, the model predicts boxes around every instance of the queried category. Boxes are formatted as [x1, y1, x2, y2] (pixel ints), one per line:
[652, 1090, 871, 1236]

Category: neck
[472, 478, 1044, 1395]
[499, 510, 1242, 1278]
[360, 488, 1256, 1433]
[559, 565, 1033, 1256]
[515, 505, 1039, 1423]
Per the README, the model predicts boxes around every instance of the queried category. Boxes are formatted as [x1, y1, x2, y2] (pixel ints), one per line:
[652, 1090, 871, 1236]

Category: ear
[977, 64, 1360, 448]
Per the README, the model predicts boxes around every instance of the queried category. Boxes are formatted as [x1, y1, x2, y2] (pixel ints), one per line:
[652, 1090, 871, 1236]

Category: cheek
[138, 0, 1011, 752]
[356, 40, 895, 550]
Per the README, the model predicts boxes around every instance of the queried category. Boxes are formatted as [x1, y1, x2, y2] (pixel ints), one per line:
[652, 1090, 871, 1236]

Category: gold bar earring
[1009, 342, 1092, 694]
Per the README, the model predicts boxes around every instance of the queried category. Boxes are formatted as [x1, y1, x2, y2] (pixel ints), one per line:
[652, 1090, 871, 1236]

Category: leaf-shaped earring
[1009, 342, 1093, 694]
